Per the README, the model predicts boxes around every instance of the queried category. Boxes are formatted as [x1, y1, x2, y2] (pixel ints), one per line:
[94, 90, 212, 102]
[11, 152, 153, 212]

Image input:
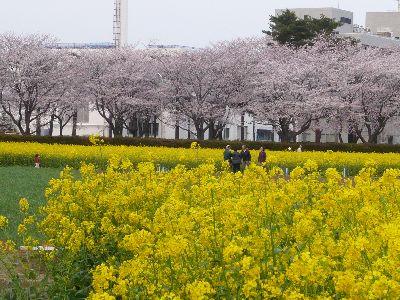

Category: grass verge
[0, 166, 61, 244]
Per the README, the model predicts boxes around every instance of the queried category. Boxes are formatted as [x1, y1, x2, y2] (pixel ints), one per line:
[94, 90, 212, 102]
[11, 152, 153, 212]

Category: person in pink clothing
[34, 154, 41, 168]
[257, 147, 267, 166]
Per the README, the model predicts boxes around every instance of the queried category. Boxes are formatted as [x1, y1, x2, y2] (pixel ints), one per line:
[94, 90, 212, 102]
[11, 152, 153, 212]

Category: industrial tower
[113, 0, 128, 48]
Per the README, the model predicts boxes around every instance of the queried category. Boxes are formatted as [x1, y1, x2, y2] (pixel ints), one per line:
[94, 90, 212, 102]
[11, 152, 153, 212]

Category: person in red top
[34, 154, 41, 168]
[257, 147, 267, 166]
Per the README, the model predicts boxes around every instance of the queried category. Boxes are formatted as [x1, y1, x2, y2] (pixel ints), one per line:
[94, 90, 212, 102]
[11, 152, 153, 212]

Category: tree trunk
[193, 119, 206, 140]
[216, 122, 224, 140]
[127, 115, 138, 137]
[144, 117, 150, 138]
[71, 110, 78, 136]
[315, 129, 322, 143]
[187, 119, 190, 139]
[153, 116, 157, 138]
[35, 111, 41, 136]
[208, 121, 215, 140]
[175, 120, 180, 140]
[355, 129, 367, 143]
[48, 114, 55, 136]
[23, 109, 31, 135]
[368, 134, 378, 144]
[278, 132, 291, 143]
[240, 114, 245, 141]
[196, 129, 205, 140]
[252, 121, 256, 141]
[278, 119, 291, 143]
[218, 129, 223, 140]
[114, 117, 124, 137]
[338, 133, 343, 143]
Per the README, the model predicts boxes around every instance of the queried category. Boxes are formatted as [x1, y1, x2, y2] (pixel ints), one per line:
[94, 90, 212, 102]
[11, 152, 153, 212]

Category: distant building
[147, 44, 197, 50]
[275, 7, 353, 34]
[366, 12, 400, 39]
[343, 11, 400, 49]
[49, 42, 115, 49]
[340, 32, 400, 48]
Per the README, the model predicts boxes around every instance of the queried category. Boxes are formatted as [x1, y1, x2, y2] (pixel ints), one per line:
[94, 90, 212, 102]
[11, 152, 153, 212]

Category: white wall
[366, 12, 400, 39]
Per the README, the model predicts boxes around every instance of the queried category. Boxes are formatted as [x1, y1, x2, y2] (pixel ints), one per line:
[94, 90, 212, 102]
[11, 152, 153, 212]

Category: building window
[257, 129, 274, 141]
[340, 17, 352, 24]
[237, 126, 248, 140]
[223, 128, 230, 140]
[77, 106, 89, 123]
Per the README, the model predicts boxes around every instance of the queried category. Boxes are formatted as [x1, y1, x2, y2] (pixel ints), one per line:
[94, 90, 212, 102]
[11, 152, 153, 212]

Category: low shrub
[1, 134, 400, 153]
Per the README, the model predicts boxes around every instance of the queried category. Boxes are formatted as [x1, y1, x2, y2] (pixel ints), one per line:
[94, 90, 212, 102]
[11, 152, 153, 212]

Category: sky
[0, 0, 398, 47]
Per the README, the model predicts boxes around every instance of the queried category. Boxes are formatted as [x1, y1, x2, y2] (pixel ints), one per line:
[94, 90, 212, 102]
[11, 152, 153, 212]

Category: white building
[340, 32, 400, 48]
[366, 12, 400, 39]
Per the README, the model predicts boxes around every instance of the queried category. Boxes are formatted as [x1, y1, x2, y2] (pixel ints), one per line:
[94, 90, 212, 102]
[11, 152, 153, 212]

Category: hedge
[0, 134, 399, 153]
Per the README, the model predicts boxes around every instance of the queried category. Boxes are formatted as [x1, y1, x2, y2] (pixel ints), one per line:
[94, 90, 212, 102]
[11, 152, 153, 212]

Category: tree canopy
[264, 9, 341, 47]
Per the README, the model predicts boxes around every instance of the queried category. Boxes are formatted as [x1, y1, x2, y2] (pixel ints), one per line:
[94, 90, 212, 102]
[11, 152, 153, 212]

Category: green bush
[0, 134, 400, 153]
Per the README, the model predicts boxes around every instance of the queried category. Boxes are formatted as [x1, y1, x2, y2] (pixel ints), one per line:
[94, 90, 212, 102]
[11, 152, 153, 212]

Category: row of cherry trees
[1, 33, 400, 142]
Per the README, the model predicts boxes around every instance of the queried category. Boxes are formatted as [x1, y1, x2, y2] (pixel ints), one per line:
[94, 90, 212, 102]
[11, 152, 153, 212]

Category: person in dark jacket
[223, 145, 232, 170]
[223, 145, 232, 161]
[258, 147, 267, 166]
[240, 145, 251, 169]
[231, 148, 242, 173]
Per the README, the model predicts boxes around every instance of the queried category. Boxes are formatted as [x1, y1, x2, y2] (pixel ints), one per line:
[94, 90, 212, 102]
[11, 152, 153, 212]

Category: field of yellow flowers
[1, 141, 400, 175]
[1, 157, 398, 299]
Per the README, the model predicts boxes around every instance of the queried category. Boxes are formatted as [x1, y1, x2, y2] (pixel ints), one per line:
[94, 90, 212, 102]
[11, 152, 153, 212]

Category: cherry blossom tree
[47, 50, 89, 136]
[156, 39, 258, 140]
[252, 39, 338, 142]
[0, 33, 63, 135]
[333, 46, 400, 143]
[82, 48, 159, 137]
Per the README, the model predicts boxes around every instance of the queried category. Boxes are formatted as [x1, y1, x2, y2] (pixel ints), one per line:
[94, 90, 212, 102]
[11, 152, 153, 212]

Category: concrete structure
[340, 32, 400, 48]
[155, 112, 276, 141]
[366, 12, 400, 39]
[50, 42, 115, 49]
[275, 7, 353, 34]
[113, 0, 128, 48]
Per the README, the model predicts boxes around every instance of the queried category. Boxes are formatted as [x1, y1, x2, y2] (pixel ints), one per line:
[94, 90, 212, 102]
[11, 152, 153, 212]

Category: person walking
[257, 147, 267, 166]
[240, 145, 251, 169]
[231, 148, 242, 173]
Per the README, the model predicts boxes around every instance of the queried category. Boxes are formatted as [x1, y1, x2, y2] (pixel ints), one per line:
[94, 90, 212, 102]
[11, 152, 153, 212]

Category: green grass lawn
[0, 166, 62, 244]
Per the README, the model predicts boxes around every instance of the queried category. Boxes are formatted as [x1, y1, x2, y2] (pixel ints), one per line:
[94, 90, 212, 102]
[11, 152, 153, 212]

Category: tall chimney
[113, 0, 128, 48]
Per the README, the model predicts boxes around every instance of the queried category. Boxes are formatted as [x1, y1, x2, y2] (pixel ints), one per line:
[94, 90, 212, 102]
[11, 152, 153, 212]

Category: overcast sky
[0, 0, 398, 47]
